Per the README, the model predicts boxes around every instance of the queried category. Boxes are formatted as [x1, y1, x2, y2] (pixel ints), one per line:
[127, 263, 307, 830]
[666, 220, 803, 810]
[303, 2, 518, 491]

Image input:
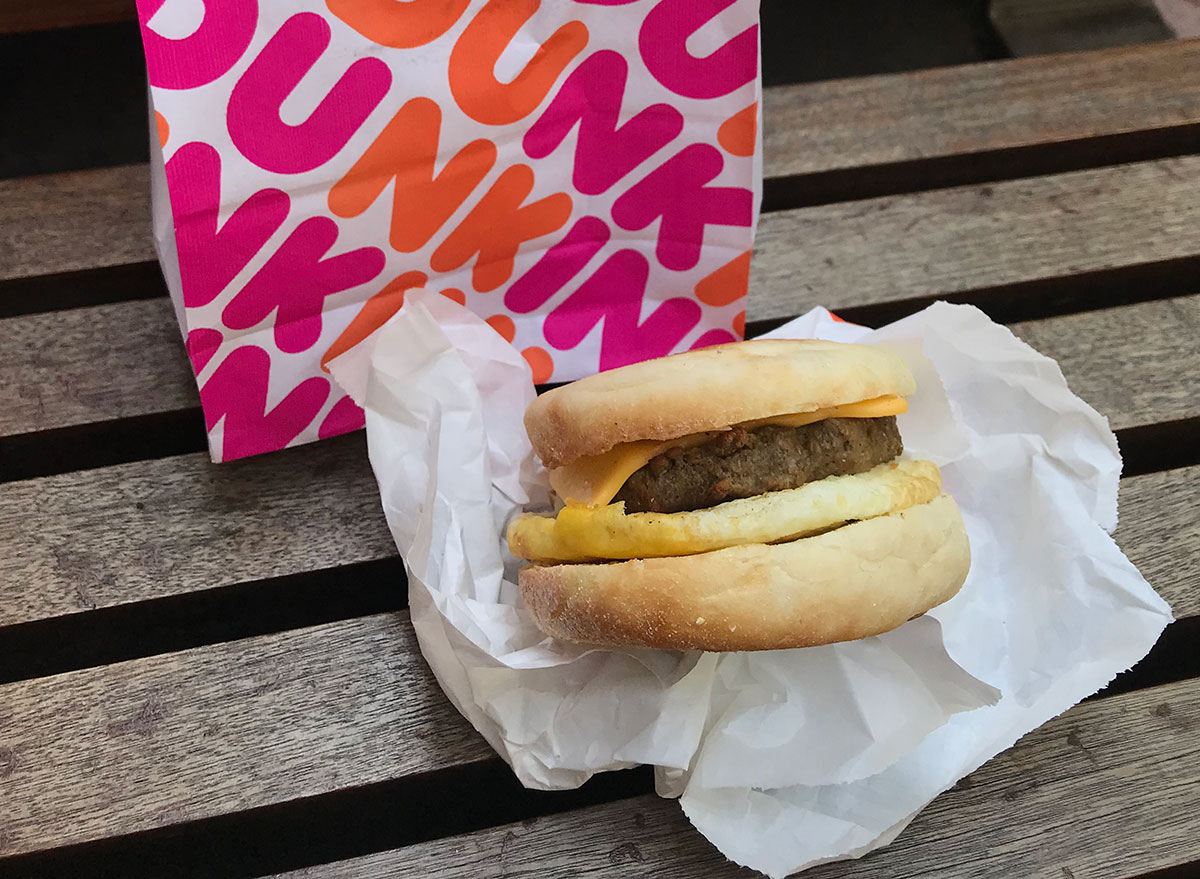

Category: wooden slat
[1009, 296, 1200, 433]
[0, 0, 135, 32]
[0, 433, 393, 628]
[750, 156, 1200, 323]
[4, 286, 1197, 443]
[7, 40, 1200, 284]
[273, 676, 1200, 879]
[1117, 465, 1197, 614]
[0, 297, 195, 436]
[763, 38, 1200, 178]
[0, 612, 491, 858]
[0, 165, 152, 282]
[1117, 464, 1200, 619]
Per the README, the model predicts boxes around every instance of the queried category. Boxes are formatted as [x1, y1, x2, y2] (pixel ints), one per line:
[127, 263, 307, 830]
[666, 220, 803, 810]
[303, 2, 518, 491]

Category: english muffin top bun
[524, 339, 917, 469]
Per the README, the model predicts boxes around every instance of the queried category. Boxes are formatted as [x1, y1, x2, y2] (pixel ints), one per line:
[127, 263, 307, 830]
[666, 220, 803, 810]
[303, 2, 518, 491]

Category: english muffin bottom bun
[507, 339, 971, 652]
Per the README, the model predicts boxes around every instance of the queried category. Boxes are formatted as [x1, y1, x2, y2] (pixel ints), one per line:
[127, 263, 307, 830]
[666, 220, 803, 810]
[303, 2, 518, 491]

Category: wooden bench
[2, 18, 1199, 878]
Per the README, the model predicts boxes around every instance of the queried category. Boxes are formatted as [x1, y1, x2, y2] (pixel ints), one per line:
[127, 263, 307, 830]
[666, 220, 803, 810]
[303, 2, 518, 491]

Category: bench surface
[1, 15, 1198, 879]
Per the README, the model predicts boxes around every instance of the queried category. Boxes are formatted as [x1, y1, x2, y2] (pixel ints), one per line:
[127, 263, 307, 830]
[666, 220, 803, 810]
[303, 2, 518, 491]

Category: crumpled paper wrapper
[329, 290, 1172, 877]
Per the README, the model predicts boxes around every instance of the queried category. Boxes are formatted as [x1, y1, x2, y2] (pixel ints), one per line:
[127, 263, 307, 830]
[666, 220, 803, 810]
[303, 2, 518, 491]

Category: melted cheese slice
[547, 394, 907, 507]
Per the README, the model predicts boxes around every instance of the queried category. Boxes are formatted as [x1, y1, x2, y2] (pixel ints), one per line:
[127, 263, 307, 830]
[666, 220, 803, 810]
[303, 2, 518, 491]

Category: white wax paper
[329, 291, 1171, 877]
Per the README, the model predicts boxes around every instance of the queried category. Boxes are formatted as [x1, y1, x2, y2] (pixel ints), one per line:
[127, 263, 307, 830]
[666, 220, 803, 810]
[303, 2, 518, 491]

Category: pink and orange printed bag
[136, 0, 763, 462]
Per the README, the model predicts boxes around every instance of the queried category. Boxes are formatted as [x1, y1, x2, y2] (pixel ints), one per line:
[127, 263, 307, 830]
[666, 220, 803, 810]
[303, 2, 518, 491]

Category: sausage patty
[612, 417, 903, 514]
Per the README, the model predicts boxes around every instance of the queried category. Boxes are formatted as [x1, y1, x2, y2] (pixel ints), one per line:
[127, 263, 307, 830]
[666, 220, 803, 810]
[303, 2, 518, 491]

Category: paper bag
[136, 0, 763, 461]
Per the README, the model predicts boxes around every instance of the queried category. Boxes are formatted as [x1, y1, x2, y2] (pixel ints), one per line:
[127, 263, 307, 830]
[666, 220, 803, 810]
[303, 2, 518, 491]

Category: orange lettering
[448, 0, 588, 125]
[431, 164, 572, 293]
[485, 314, 516, 343]
[325, 0, 470, 48]
[522, 346, 555, 383]
[328, 98, 497, 253]
[695, 249, 752, 306]
[717, 103, 757, 158]
[320, 271, 428, 371]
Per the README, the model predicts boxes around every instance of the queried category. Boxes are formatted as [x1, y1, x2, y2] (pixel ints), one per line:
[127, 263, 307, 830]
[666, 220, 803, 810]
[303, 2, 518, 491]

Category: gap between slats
[1137, 864, 1200, 879]
[0, 261, 166, 320]
[0, 557, 405, 685]
[1, 408, 207, 483]
[7, 241, 1200, 327]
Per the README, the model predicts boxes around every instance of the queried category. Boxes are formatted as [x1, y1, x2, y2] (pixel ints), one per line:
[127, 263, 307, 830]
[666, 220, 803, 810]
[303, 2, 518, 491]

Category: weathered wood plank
[0, 165, 152, 281]
[0, 433, 393, 628]
[0, 0, 135, 32]
[273, 676, 1200, 879]
[1116, 464, 1200, 619]
[1113, 465, 1197, 616]
[0, 613, 491, 858]
[763, 38, 1200, 178]
[1009, 295, 1200, 433]
[0, 297, 195, 436]
[750, 156, 1200, 323]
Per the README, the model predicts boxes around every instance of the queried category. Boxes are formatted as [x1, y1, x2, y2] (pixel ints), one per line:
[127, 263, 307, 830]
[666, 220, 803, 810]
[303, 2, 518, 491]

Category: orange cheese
[547, 394, 908, 507]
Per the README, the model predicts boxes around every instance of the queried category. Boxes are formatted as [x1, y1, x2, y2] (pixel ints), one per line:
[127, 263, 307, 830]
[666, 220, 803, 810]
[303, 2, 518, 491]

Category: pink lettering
[639, 0, 757, 99]
[691, 329, 737, 349]
[139, 0, 257, 90]
[227, 12, 391, 174]
[524, 50, 683, 195]
[543, 249, 701, 369]
[318, 395, 366, 439]
[200, 346, 330, 460]
[611, 143, 753, 271]
[166, 142, 290, 308]
[185, 328, 223, 374]
[222, 217, 386, 354]
[505, 216, 610, 313]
